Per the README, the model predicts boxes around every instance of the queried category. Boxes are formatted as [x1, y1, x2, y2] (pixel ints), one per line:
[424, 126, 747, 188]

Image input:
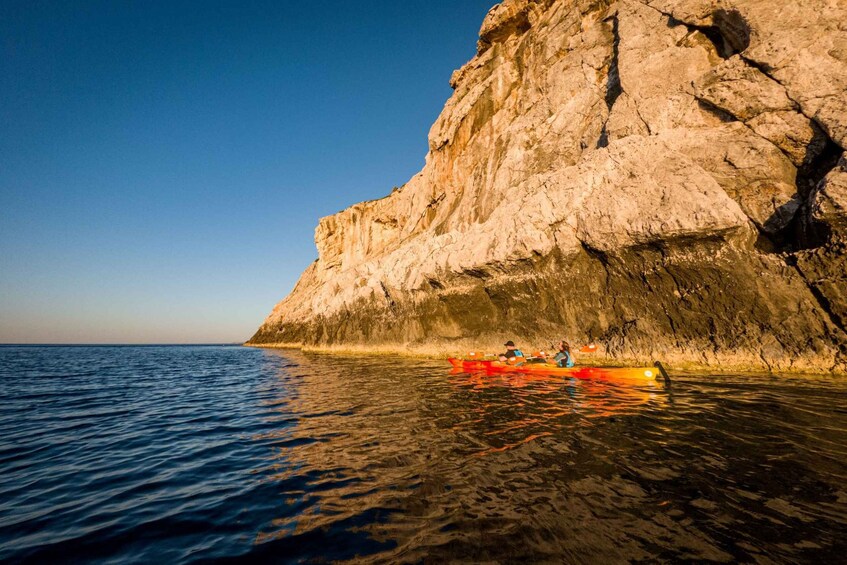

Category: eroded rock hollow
[249, 0, 847, 373]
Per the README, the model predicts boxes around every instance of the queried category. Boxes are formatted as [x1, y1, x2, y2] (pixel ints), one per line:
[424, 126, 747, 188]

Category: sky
[0, 0, 496, 344]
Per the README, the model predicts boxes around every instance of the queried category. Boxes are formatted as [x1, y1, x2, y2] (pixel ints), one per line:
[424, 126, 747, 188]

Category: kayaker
[553, 340, 575, 368]
[498, 340, 524, 362]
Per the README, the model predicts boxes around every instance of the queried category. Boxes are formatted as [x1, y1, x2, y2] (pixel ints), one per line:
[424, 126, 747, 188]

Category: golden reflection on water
[447, 368, 666, 420]
[250, 350, 678, 558]
[3, 346, 843, 563]
[245, 351, 847, 563]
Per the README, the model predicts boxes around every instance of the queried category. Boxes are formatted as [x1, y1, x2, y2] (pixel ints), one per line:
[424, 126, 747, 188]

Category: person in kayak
[498, 341, 524, 362]
[553, 340, 575, 368]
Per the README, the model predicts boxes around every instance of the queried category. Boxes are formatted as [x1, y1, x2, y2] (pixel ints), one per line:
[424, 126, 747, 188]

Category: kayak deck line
[448, 357, 671, 383]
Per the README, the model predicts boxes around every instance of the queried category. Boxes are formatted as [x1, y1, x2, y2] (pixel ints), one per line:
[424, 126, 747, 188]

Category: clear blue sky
[0, 0, 495, 343]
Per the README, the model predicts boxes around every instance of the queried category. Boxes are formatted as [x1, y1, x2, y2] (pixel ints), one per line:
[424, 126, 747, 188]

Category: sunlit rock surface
[249, 0, 847, 373]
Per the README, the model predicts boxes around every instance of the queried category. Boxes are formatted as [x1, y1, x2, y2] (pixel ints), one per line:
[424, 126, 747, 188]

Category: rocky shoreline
[249, 0, 847, 374]
[244, 342, 840, 376]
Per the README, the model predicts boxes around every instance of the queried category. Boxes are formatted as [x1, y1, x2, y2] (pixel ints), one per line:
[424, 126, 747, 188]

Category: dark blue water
[1, 345, 845, 563]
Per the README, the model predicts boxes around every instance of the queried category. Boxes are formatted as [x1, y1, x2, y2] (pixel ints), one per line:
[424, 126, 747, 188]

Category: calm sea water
[0, 345, 845, 563]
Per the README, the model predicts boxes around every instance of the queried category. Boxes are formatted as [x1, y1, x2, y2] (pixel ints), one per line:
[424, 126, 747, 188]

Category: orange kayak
[447, 357, 664, 382]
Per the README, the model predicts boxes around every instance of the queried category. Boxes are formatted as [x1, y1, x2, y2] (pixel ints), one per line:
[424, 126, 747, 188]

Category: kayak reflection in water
[498, 340, 525, 363]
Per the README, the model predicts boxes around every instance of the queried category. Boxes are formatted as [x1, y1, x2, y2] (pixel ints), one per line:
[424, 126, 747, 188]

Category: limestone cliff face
[249, 0, 847, 373]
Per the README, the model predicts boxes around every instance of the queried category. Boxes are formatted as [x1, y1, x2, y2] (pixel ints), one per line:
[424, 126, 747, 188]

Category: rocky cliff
[248, 0, 847, 373]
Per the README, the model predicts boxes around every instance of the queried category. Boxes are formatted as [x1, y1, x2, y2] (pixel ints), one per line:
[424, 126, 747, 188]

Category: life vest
[504, 349, 525, 365]
[557, 351, 574, 368]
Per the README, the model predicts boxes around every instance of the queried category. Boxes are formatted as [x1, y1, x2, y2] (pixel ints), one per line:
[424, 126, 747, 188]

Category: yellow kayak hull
[448, 358, 660, 381]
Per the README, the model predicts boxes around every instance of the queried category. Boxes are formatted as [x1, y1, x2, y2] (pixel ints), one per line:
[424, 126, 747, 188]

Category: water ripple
[0, 346, 846, 563]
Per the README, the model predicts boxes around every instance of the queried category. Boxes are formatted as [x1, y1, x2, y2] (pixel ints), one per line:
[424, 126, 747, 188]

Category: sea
[0, 345, 845, 563]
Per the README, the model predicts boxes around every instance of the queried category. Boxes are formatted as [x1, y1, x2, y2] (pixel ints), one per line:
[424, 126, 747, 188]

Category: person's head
[558, 340, 570, 353]
[504, 340, 516, 351]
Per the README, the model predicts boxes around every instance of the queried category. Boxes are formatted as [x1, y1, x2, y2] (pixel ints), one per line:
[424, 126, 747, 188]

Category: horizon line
[0, 343, 246, 347]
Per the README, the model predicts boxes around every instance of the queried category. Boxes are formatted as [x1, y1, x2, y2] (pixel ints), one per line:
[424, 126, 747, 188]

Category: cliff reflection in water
[248, 350, 845, 563]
